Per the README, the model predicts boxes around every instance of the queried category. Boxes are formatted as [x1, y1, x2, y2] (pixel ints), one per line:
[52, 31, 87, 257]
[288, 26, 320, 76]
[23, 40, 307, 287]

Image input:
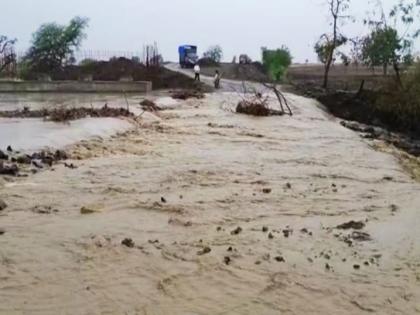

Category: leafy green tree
[24, 16, 89, 73]
[262, 46, 292, 81]
[203, 45, 223, 63]
[361, 27, 401, 75]
[364, 0, 420, 85]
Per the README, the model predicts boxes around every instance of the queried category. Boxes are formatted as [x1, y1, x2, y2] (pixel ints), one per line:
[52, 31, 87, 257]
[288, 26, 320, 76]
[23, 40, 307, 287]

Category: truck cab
[178, 45, 198, 68]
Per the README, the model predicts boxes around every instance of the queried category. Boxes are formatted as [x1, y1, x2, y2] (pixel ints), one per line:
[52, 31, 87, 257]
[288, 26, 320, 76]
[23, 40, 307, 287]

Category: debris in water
[236, 100, 283, 117]
[275, 256, 285, 262]
[336, 220, 366, 230]
[231, 227, 243, 235]
[224, 256, 231, 265]
[16, 155, 32, 164]
[350, 231, 371, 242]
[262, 188, 272, 194]
[0, 199, 7, 211]
[64, 163, 77, 169]
[197, 246, 212, 256]
[7, 146, 12, 152]
[80, 205, 103, 214]
[160, 197, 167, 203]
[268, 232, 274, 239]
[353, 264, 361, 270]
[0, 150, 8, 160]
[262, 226, 269, 233]
[121, 238, 135, 248]
[171, 89, 204, 100]
[0, 228, 5, 235]
[0, 162, 19, 176]
[283, 228, 293, 238]
[0, 105, 133, 122]
[285, 182, 292, 189]
[140, 99, 162, 111]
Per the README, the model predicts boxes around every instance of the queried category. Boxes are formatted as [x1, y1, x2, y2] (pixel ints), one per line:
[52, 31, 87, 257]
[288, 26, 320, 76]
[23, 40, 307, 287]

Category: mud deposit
[0, 92, 420, 314]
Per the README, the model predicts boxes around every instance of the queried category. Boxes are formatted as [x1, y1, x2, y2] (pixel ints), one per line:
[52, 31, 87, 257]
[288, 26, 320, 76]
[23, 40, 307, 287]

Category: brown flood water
[0, 91, 419, 314]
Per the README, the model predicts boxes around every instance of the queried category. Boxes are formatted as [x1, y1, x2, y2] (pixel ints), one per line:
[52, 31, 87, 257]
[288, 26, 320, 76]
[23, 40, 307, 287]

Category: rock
[224, 256, 231, 265]
[268, 232, 274, 239]
[121, 238, 135, 248]
[275, 256, 285, 262]
[6, 145, 12, 152]
[300, 228, 309, 234]
[353, 264, 361, 270]
[262, 188, 272, 194]
[161, 197, 167, 203]
[285, 182, 292, 189]
[231, 227, 243, 235]
[227, 246, 233, 252]
[80, 205, 103, 214]
[0, 150, 8, 160]
[336, 220, 365, 230]
[0, 199, 7, 211]
[262, 226, 269, 233]
[197, 246, 211, 256]
[325, 263, 331, 271]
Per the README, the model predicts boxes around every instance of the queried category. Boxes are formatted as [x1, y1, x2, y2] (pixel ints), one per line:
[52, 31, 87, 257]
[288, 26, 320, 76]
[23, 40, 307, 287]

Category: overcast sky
[2, 0, 415, 63]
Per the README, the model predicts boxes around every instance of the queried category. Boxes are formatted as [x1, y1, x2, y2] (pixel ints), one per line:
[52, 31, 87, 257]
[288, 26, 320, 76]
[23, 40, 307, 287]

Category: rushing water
[0, 91, 419, 314]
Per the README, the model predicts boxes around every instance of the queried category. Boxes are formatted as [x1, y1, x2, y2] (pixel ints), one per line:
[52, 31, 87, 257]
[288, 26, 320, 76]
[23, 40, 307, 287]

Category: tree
[314, 34, 347, 64]
[24, 16, 89, 73]
[203, 45, 223, 63]
[262, 46, 292, 81]
[364, 0, 420, 85]
[316, 0, 352, 88]
[361, 27, 401, 75]
[0, 35, 17, 75]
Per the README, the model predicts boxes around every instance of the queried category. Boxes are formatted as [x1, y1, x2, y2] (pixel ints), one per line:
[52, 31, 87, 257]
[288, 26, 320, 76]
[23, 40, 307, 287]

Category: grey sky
[2, 0, 415, 63]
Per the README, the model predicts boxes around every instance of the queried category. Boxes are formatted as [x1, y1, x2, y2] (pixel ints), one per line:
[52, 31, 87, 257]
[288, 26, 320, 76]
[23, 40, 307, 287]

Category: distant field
[287, 64, 393, 91]
[200, 62, 394, 90]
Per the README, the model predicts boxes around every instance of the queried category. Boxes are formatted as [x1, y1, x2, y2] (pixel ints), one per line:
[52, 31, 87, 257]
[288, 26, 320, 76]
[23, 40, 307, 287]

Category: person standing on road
[194, 64, 201, 81]
[214, 70, 221, 89]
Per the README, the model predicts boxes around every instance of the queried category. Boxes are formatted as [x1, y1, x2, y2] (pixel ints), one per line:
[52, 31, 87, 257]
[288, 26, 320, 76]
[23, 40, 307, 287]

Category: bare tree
[319, 0, 352, 88]
[0, 35, 17, 75]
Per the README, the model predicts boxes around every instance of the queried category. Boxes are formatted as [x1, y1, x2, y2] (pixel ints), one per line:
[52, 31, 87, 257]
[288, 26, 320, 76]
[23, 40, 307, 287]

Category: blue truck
[178, 45, 198, 68]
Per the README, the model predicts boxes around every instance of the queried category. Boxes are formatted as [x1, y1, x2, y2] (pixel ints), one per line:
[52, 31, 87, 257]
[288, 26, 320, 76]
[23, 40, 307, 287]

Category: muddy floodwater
[0, 91, 419, 314]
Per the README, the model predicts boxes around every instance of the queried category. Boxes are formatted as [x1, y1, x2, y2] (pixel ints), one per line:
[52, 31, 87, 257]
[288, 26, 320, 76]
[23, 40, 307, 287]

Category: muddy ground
[0, 90, 420, 314]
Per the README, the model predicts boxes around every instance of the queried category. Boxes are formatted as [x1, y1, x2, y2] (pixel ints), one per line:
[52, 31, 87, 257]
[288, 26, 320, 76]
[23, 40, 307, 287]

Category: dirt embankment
[23, 57, 201, 90]
[291, 82, 420, 160]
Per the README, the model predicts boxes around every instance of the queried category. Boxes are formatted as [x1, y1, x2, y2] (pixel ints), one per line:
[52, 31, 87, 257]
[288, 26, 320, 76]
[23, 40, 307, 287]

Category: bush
[262, 46, 292, 82]
[374, 61, 420, 133]
[198, 57, 219, 67]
